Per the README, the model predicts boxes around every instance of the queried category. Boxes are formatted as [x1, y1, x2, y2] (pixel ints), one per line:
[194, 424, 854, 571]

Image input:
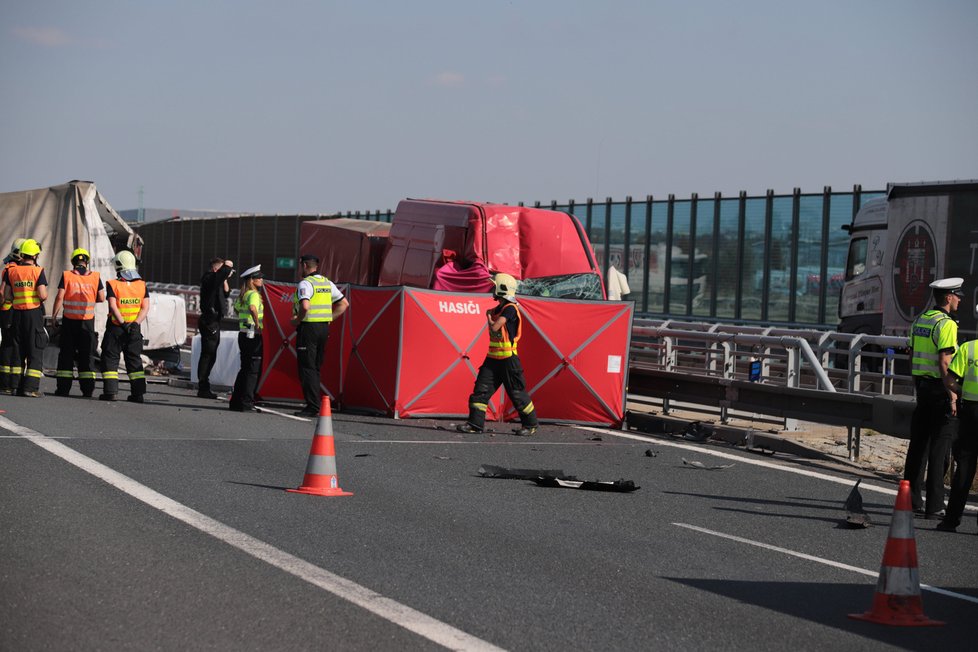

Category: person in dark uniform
[99, 250, 150, 403]
[937, 337, 978, 532]
[290, 254, 349, 417]
[903, 277, 962, 518]
[229, 264, 264, 412]
[0, 238, 26, 394]
[51, 248, 105, 397]
[2, 239, 48, 397]
[457, 273, 539, 436]
[197, 257, 234, 399]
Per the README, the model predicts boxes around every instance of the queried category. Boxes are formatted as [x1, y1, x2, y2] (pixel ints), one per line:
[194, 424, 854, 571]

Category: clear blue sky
[2, 1, 976, 214]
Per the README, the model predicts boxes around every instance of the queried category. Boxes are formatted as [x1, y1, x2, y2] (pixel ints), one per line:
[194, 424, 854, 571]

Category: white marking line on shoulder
[674, 522, 978, 605]
[0, 415, 506, 652]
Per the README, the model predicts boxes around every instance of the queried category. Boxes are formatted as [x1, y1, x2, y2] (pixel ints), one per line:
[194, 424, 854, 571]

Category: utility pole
[137, 186, 145, 223]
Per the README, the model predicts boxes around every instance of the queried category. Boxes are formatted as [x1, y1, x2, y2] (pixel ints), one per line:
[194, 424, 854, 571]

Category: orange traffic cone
[287, 397, 353, 497]
[848, 480, 942, 626]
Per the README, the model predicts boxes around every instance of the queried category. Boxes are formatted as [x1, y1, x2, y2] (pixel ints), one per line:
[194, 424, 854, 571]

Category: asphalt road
[2, 379, 976, 651]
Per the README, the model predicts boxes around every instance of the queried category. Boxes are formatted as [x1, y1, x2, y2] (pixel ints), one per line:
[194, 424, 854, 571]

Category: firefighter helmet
[71, 248, 91, 264]
[19, 239, 41, 257]
[9, 238, 26, 260]
[114, 250, 137, 272]
[493, 273, 518, 302]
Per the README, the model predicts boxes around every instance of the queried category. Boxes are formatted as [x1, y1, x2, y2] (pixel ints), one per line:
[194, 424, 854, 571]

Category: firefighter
[0, 238, 26, 393]
[99, 250, 150, 403]
[903, 277, 962, 518]
[51, 248, 105, 397]
[457, 273, 539, 436]
[228, 264, 264, 412]
[290, 254, 349, 417]
[1, 239, 48, 397]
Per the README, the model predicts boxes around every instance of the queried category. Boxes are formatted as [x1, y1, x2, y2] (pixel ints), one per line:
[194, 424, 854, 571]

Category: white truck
[839, 179, 978, 340]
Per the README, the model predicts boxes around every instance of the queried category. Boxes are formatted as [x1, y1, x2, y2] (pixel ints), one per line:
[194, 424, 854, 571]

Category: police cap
[241, 264, 263, 279]
[930, 277, 964, 297]
[299, 254, 320, 264]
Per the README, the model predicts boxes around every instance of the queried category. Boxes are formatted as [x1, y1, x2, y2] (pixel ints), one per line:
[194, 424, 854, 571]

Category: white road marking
[0, 415, 506, 652]
[673, 522, 978, 605]
[588, 424, 977, 513]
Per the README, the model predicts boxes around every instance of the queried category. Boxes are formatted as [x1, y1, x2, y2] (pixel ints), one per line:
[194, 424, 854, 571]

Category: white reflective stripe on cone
[876, 566, 920, 596]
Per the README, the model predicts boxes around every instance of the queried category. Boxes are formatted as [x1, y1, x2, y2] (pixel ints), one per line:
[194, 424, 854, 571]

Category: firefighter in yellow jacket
[1, 239, 48, 397]
[52, 248, 105, 397]
[457, 273, 539, 436]
[99, 251, 150, 403]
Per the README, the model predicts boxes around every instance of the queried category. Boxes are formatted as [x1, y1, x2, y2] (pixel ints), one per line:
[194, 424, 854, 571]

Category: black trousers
[56, 318, 98, 396]
[904, 376, 956, 513]
[100, 322, 146, 397]
[296, 321, 330, 410]
[944, 400, 978, 527]
[230, 332, 263, 409]
[466, 355, 538, 430]
[11, 308, 45, 394]
[0, 308, 17, 392]
[197, 317, 220, 392]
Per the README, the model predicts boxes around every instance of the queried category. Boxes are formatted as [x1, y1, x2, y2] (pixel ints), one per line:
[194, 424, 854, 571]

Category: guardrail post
[848, 334, 865, 392]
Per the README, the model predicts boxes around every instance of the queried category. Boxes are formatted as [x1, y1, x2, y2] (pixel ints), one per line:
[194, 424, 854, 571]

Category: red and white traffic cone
[848, 480, 943, 626]
[287, 397, 353, 497]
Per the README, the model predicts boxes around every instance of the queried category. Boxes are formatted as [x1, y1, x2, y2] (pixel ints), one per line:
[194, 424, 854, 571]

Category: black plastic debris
[680, 421, 711, 442]
[533, 477, 639, 492]
[478, 464, 568, 480]
[644, 449, 658, 457]
[843, 479, 871, 528]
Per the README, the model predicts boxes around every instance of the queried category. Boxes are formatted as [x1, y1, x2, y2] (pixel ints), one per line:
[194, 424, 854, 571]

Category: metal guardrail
[628, 319, 917, 458]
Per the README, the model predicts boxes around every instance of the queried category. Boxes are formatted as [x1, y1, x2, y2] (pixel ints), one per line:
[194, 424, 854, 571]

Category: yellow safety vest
[487, 304, 522, 359]
[235, 289, 264, 332]
[293, 275, 333, 323]
[950, 340, 978, 402]
[908, 309, 956, 378]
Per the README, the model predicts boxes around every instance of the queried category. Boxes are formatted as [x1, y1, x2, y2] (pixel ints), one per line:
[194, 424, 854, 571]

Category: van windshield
[845, 237, 868, 280]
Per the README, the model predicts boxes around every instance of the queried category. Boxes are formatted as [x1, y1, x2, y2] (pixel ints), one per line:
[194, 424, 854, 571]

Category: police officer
[229, 264, 264, 412]
[99, 251, 150, 403]
[903, 277, 963, 518]
[1, 239, 48, 397]
[456, 273, 539, 436]
[0, 238, 26, 393]
[936, 338, 978, 532]
[197, 257, 234, 399]
[51, 248, 105, 397]
[291, 254, 348, 417]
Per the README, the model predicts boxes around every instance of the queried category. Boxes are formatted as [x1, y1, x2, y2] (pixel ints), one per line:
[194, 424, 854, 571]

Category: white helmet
[493, 273, 518, 302]
[114, 250, 137, 272]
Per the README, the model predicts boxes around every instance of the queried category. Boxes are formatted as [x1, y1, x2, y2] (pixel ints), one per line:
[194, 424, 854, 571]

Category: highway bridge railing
[629, 319, 917, 458]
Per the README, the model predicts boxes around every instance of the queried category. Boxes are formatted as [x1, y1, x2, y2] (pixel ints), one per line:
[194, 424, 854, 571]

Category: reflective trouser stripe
[521, 402, 535, 414]
[130, 371, 145, 380]
[25, 369, 42, 379]
[103, 371, 119, 380]
[56, 370, 74, 379]
[470, 402, 487, 413]
[875, 566, 920, 596]
[0, 365, 8, 373]
[79, 371, 96, 379]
